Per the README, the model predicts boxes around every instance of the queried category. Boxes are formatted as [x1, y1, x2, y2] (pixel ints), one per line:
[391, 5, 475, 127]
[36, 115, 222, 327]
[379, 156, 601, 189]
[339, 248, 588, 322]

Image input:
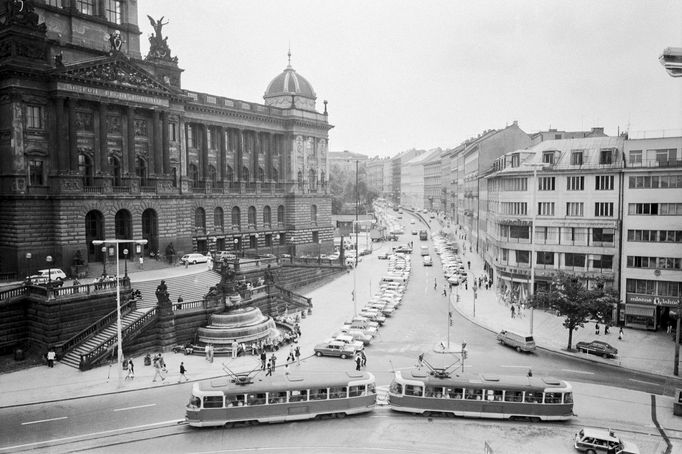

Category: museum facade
[0, 0, 334, 278]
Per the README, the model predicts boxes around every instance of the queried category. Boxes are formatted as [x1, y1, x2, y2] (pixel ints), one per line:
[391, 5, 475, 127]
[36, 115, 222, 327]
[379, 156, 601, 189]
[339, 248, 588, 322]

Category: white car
[29, 268, 67, 286]
[181, 253, 209, 265]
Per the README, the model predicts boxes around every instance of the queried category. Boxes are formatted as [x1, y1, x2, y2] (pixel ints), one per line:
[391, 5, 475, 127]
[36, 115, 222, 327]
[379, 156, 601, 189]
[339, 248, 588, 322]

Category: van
[574, 427, 640, 454]
[496, 330, 536, 352]
[420, 246, 429, 256]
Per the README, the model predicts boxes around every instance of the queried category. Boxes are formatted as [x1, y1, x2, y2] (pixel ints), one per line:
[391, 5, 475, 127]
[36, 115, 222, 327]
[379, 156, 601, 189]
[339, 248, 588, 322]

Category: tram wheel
[224, 422, 234, 428]
[335, 412, 346, 419]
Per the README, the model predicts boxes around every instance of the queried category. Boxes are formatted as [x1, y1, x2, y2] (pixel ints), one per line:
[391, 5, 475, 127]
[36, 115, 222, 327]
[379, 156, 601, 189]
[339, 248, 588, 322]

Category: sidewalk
[434, 220, 682, 382]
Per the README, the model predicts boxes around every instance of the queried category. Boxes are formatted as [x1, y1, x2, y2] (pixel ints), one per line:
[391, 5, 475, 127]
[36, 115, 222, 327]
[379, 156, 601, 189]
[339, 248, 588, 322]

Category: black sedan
[575, 340, 618, 358]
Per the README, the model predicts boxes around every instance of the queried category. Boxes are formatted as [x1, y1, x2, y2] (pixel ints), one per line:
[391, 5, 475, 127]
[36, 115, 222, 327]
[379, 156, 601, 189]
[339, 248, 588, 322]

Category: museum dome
[263, 52, 317, 109]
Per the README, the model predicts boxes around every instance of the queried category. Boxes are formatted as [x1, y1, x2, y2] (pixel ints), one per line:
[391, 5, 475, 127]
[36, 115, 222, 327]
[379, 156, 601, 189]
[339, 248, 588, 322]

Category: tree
[530, 272, 618, 350]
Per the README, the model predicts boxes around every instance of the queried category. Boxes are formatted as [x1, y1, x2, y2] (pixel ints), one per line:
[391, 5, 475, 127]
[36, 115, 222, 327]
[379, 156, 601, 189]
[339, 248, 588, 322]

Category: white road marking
[113, 403, 157, 412]
[21, 416, 68, 425]
[561, 369, 595, 375]
[629, 378, 659, 386]
[2, 419, 180, 452]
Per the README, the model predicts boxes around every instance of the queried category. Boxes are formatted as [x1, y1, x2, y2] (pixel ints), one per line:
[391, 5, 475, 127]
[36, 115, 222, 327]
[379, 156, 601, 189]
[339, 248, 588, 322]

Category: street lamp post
[254, 233, 259, 257]
[274, 234, 280, 257]
[46, 255, 53, 285]
[101, 246, 107, 276]
[92, 238, 147, 386]
[354, 159, 359, 317]
[25, 253, 32, 279]
[123, 249, 128, 279]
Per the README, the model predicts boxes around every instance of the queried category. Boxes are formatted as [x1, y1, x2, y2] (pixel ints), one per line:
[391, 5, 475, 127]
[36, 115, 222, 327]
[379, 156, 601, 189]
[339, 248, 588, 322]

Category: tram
[388, 368, 574, 421]
[186, 370, 376, 427]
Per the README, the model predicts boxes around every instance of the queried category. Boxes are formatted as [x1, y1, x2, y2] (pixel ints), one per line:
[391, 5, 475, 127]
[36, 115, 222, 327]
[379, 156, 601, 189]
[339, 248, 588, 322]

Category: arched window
[277, 205, 285, 225]
[311, 204, 318, 225]
[79, 154, 94, 186]
[136, 157, 148, 186]
[242, 166, 249, 182]
[263, 205, 271, 227]
[308, 168, 316, 189]
[115, 210, 132, 240]
[109, 156, 122, 187]
[226, 165, 234, 182]
[231, 206, 241, 230]
[272, 167, 279, 182]
[171, 167, 177, 187]
[258, 167, 265, 182]
[248, 206, 256, 228]
[195, 207, 206, 230]
[208, 165, 217, 186]
[320, 170, 326, 185]
[214, 207, 224, 230]
[85, 210, 104, 260]
[189, 164, 199, 187]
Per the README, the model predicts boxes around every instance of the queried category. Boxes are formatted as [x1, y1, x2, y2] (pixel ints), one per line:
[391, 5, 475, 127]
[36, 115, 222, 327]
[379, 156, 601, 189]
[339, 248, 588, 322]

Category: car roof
[579, 427, 619, 442]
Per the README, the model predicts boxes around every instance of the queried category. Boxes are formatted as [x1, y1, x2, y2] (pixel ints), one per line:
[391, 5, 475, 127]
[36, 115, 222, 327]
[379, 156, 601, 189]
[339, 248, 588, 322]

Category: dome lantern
[264, 52, 317, 110]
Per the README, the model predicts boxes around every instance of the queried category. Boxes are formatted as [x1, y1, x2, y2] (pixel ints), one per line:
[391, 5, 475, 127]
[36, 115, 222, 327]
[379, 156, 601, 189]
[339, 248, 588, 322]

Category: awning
[625, 304, 655, 317]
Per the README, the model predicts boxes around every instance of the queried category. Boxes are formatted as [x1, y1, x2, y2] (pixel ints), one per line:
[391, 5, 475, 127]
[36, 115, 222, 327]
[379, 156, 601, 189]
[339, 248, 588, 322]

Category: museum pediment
[53, 55, 176, 97]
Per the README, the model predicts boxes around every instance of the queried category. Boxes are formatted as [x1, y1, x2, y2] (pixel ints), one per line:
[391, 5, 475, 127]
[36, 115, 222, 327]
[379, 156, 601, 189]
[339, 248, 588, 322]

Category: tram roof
[195, 371, 374, 394]
[399, 369, 570, 391]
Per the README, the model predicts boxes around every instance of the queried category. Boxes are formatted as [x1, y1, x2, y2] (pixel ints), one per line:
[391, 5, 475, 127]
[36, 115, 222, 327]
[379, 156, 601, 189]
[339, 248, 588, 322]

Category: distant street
[0, 213, 679, 453]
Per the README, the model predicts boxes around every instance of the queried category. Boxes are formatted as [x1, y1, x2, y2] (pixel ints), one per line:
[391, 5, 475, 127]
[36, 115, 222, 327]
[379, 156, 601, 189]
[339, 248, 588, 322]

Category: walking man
[138, 256, 144, 270]
[152, 355, 165, 382]
[260, 350, 267, 370]
[355, 354, 362, 371]
[46, 348, 55, 368]
[125, 358, 135, 380]
[360, 350, 367, 368]
[295, 345, 301, 366]
[178, 362, 189, 382]
[270, 353, 277, 371]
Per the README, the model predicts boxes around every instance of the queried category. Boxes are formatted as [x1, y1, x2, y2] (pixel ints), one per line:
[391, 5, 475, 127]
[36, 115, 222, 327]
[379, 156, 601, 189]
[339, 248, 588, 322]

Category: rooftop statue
[145, 15, 177, 63]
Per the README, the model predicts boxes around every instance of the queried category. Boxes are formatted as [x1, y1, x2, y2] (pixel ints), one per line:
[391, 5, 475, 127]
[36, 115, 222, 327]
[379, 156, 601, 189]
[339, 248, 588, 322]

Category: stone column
[126, 106, 136, 175]
[161, 111, 170, 174]
[238, 129, 244, 181]
[152, 110, 161, 175]
[54, 96, 66, 171]
[156, 295, 178, 351]
[67, 98, 78, 172]
[201, 124, 209, 180]
[265, 132, 272, 180]
[217, 125, 225, 182]
[98, 102, 108, 174]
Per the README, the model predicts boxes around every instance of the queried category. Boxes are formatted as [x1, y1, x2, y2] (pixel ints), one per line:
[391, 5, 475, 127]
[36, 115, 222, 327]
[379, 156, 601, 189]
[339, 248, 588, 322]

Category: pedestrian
[511, 305, 515, 318]
[604, 324, 610, 335]
[138, 256, 144, 270]
[465, 280, 468, 291]
[434, 278, 437, 290]
[295, 345, 301, 366]
[355, 354, 362, 371]
[176, 295, 183, 311]
[208, 344, 214, 363]
[260, 350, 267, 370]
[270, 353, 277, 371]
[46, 347, 55, 368]
[360, 350, 367, 368]
[467, 260, 471, 269]
[595, 322, 600, 335]
[618, 327, 624, 340]
[527, 369, 533, 377]
[152, 355, 165, 382]
[204, 344, 210, 361]
[266, 361, 273, 376]
[185, 259, 189, 269]
[125, 358, 135, 380]
[231, 340, 238, 359]
[667, 323, 672, 334]
[177, 361, 189, 382]
[442, 288, 447, 297]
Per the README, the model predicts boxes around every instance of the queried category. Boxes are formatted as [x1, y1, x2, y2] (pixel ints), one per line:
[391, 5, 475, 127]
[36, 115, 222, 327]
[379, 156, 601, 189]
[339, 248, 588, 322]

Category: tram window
[329, 386, 347, 399]
[271, 391, 289, 403]
[188, 396, 200, 408]
[544, 392, 562, 404]
[203, 395, 224, 408]
[248, 393, 266, 405]
[389, 382, 402, 395]
[310, 388, 328, 400]
[349, 385, 364, 397]
[464, 388, 483, 400]
[405, 385, 423, 397]
[487, 390, 504, 401]
[524, 391, 541, 403]
[425, 386, 438, 397]
[289, 390, 306, 402]
[367, 383, 375, 394]
[563, 392, 573, 404]
[448, 388, 464, 399]
[504, 391, 523, 402]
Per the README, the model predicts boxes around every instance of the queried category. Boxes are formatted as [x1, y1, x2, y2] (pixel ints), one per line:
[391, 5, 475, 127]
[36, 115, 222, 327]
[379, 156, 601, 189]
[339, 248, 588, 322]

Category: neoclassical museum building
[0, 1, 334, 277]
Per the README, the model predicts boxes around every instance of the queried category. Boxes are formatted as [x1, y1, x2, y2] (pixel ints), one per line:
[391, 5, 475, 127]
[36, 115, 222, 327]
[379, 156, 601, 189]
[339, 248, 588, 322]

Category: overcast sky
[138, 0, 682, 157]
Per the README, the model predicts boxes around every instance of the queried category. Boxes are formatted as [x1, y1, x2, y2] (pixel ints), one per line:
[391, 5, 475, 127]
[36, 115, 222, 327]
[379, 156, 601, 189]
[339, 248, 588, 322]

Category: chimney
[591, 127, 605, 135]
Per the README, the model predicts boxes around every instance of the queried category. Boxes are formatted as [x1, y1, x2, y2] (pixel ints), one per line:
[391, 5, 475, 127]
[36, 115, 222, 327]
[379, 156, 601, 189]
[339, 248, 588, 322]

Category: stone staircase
[273, 265, 345, 290]
[131, 271, 221, 305]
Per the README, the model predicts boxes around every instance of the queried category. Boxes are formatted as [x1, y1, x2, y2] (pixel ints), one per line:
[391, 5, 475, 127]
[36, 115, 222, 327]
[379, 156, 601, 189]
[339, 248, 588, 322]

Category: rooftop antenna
[288, 42, 292, 66]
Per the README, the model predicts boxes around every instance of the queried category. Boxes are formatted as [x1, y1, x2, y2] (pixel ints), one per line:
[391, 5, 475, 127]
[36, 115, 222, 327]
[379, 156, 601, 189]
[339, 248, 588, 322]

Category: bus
[186, 371, 376, 427]
[388, 369, 573, 422]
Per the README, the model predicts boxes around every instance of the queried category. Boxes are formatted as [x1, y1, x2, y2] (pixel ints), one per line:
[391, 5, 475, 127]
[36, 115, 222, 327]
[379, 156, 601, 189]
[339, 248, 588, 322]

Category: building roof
[328, 151, 368, 161]
[264, 54, 316, 100]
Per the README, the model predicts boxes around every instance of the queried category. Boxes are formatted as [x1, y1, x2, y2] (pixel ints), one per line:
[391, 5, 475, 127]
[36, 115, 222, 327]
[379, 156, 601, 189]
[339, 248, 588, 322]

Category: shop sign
[626, 293, 681, 307]
[57, 83, 169, 107]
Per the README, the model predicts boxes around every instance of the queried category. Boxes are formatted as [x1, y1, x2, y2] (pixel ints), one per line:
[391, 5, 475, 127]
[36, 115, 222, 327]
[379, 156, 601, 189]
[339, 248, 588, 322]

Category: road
[0, 210, 679, 453]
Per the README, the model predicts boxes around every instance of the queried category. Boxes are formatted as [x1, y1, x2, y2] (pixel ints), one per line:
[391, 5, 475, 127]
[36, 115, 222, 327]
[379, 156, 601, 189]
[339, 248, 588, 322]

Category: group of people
[355, 350, 367, 371]
[122, 353, 189, 383]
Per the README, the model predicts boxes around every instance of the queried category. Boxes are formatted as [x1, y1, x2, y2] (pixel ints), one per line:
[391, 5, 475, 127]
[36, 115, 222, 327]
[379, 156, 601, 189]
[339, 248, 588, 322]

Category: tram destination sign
[57, 83, 169, 107]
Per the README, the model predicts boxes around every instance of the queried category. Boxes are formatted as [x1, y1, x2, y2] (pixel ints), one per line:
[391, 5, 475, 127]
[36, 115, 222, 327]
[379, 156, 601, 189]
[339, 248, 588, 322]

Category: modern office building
[0, 1, 334, 278]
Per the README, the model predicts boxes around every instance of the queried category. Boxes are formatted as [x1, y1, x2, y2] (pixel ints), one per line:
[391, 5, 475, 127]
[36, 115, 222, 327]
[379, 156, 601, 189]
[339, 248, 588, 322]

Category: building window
[570, 151, 583, 165]
[565, 253, 586, 268]
[208, 165, 217, 186]
[45, 0, 60, 6]
[515, 250, 529, 265]
[26, 105, 43, 129]
[136, 157, 147, 186]
[658, 280, 682, 296]
[77, 0, 95, 15]
[248, 206, 256, 228]
[195, 207, 206, 229]
[105, 0, 121, 24]
[594, 202, 614, 217]
[542, 151, 555, 164]
[311, 204, 318, 225]
[171, 167, 177, 187]
[263, 205, 271, 227]
[593, 228, 614, 243]
[79, 154, 94, 186]
[242, 166, 249, 182]
[214, 207, 224, 229]
[536, 251, 554, 266]
[566, 176, 584, 191]
[592, 255, 613, 270]
[599, 149, 613, 165]
[627, 229, 682, 243]
[169, 122, 177, 141]
[277, 205, 285, 225]
[226, 166, 234, 182]
[258, 167, 265, 182]
[627, 256, 681, 270]
[231, 207, 241, 230]
[312, 231, 319, 244]
[538, 202, 554, 216]
[655, 148, 678, 166]
[110, 156, 121, 186]
[629, 150, 642, 164]
[186, 124, 196, 148]
[538, 177, 555, 191]
[279, 233, 286, 245]
[659, 203, 682, 215]
[595, 175, 614, 190]
[626, 279, 655, 295]
[500, 202, 527, 215]
[511, 154, 520, 168]
[28, 159, 44, 185]
[566, 202, 583, 217]
[189, 164, 199, 187]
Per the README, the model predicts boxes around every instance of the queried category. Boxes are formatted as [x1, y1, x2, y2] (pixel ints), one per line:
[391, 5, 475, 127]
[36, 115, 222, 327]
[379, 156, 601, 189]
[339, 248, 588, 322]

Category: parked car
[313, 341, 357, 359]
[378, 252, 391, 260]
[29, 268, 67, 286]
[215, 251, 236, 261]
[180, 253, 209, 265]
[332, 334, 365, 352]
[423, 256, 433, 266]
[575, 340, 618, 358]
[574, 427, 640, 454]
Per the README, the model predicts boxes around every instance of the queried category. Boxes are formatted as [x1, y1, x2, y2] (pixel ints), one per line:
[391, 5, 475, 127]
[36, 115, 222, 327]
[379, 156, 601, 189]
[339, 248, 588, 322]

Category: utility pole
[675, 299, 681, 376]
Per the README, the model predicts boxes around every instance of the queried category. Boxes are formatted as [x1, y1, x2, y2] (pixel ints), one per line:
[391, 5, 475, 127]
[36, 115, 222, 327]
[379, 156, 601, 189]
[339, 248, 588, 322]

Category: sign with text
[57, 83, 169, 107]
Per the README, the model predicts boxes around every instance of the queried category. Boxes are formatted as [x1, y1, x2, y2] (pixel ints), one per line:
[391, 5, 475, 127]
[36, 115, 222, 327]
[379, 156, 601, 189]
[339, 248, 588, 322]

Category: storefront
[624, 293, 681, 331]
